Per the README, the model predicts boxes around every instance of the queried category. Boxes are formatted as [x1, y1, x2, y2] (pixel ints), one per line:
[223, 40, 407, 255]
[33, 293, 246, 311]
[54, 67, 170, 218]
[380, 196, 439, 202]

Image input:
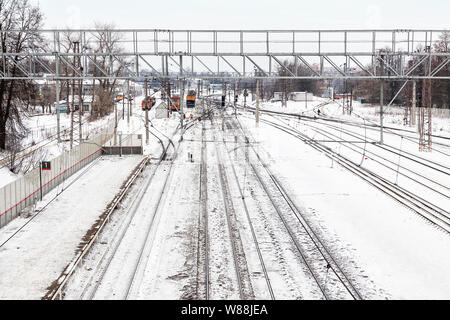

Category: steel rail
[230, 115, 363, 300]
[124, 136, 181, 300]
[56, 125, 176, 300]
[300, 119, 450, 196]
[267, 111, 450, 175]
[251, 116, 450, 233]
[270, 113, 450, 195]
[0, 156, 102, 251]
[211, 117, 251, 300]
[196, 105, 211, 300]
[241, 104, 450, 167]
[49, 155, 149, 300]
[217, 115, 275, 300]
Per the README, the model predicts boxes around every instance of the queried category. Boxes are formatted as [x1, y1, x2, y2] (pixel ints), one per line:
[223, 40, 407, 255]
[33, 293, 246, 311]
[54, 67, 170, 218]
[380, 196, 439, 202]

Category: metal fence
[102, 134, 144, 156]
[0, 122, 115, 229]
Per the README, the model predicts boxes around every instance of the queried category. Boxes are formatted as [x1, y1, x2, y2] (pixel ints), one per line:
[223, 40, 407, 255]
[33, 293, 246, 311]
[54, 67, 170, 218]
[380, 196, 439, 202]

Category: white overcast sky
[32, 0, 449, 30]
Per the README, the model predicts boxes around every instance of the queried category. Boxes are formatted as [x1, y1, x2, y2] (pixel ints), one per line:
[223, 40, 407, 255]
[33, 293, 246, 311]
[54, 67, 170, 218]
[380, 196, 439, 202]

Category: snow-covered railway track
[52, 128, 179, 300]
[211, 118, 255, 300]
[278, 113, 450, 174]
[196, 117, 210, 300]
[242, 104, 450, 151]
[216, 120, 276, 300]
[252, 116, 450, 234]
[231, 117, 363, 300]
[271, 115, 450, 202]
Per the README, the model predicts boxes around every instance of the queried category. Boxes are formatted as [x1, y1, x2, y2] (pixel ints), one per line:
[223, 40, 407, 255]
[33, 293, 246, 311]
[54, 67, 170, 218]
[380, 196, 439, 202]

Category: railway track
[245, 115, 450, 234]
[274, 111, 450, 173]
[49, 124, 179, 300]
[196, 106, 210, 300]
[227, 115, 363, 300]
[216, 119, 276, 300]
[211, 116, 254, 300]
[270, 114, 450, 200]
[244, 103, 450, 154]
[201, 96, 367, 299]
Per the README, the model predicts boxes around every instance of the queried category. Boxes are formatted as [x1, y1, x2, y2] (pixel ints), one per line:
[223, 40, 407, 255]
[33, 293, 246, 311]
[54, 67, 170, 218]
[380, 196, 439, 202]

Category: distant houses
[271, 92, 314, 102]
[55, 95, 94, 113]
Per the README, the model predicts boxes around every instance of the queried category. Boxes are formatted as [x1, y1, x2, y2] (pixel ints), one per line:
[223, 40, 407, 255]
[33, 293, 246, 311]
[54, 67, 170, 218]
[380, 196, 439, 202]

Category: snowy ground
[1, 94, 449, 300]
[0, 110, 116, 189]
[247, 97, 450, 137]
[0, 155, 143, 299]
[238, 114, 450, 299]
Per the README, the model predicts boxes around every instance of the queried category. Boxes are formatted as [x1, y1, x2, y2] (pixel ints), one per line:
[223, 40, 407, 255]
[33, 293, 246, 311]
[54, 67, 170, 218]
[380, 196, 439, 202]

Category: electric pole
[411, 81, 417, 126]
[122, 84, 125, 120]
[380, 51, 385, 144]
[180, 55, 184, 136]
[234, 81, 237, 118]
[166, 56, 171, 109]
[222, 81, 226, 131]
[256, 80, 260, 126]
[55, 52, 61, 143]
[127, 79, 130, 125]
[145, 78, 149, 145]
[72, 41, 83, 145]
[70, 42, 77, 150]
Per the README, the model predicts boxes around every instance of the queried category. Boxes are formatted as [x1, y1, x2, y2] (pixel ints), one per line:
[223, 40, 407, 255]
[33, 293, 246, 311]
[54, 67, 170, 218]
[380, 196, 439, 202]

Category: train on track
[142, 96, 156, 111]
[170, 96, 181, 111]
[186, 90, 196, 109]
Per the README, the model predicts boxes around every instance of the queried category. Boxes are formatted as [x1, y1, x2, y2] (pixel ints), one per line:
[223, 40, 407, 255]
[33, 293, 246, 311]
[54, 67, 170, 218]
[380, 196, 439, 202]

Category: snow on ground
[1, 91, 449, 300]
[62, 112, 196, 300]
[0, 111, 115, 189]
[248, 96, 450, 137]
[0, 155, 143, 300]
[239, 114, 450, 299]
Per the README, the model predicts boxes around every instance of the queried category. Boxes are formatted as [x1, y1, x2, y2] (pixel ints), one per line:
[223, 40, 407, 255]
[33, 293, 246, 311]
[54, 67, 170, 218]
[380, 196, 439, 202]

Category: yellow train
[186, 90, 196, 109]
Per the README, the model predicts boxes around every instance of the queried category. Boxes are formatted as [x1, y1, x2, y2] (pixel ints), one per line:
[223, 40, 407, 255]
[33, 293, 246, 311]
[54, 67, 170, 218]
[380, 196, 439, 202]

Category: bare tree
[432, 31, 450, 109]
[0, 0, 44, 152]
[274, 59, 325, 105]
[88, 23, 132, 121]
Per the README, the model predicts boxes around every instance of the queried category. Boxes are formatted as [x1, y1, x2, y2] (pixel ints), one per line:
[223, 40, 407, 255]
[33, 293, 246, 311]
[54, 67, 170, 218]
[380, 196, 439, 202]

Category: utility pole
[305, 91, 308, 110]
[380, 52, 385, 145]
[114, 98, 118, 146]
[161, 56, 166, 104]
[350, 88, 353, 115]
[180, 56, 184, 135]
[234, 81, 237, 118]
[122, 84, 125, 120]
[426, 46, 433, 151]
[166, 56, 171, 109]
[127, 79, 130, 125]
[70, 42, 76, 150]
[55, 52, 61, 143]
[145, 79, 149, 145]
[343, 63, 347, 115]
[420, 46, 433, 151]
[222, 81, 226, 131]
[256, 80, 260, 126]
[244, 88, 247, 112]
[73, 41, 83, 145]
[411, 81, 417, 126]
